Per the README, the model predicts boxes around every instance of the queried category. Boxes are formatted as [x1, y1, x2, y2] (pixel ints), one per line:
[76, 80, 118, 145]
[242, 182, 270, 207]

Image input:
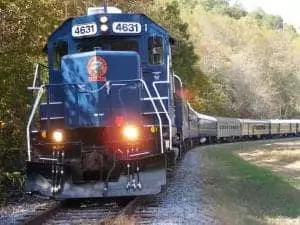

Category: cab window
[53, 41, 68, 70]
[148, 36, 163, 65]
[77, 38, 139, 52]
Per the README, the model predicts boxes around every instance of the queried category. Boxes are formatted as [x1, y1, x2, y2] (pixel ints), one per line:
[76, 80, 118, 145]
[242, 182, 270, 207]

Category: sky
[235, 0, 300, 28]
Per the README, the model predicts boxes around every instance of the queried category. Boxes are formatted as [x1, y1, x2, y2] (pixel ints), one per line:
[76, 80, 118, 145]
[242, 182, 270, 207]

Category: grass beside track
[200, 139, 300, 225]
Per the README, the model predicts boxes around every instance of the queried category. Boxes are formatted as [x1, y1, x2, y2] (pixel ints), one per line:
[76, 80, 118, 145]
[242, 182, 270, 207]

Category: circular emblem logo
[87, 56, 108, 82]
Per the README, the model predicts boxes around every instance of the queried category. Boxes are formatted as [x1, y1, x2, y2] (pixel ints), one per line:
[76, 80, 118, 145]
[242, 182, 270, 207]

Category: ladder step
[40, 101, 63, 105]
[142, 97, 168, 100]
[40, 116, 64, 120]
[39, 157, 57, 161]
[143, 112, 167, 115]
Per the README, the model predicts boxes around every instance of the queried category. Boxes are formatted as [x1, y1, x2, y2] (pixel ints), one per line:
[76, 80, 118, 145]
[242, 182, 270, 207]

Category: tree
[249, 8, 284, 30]
[225, 3, 247, 20]
[180, 0, 300, 118]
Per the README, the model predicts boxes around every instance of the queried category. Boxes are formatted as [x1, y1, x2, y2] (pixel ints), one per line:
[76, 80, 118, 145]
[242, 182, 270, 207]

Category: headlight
[100, 24, 109, 32]
[123, 125, 139, 141]
[52, 130, 63, 143]
[100, 16, 108, 23]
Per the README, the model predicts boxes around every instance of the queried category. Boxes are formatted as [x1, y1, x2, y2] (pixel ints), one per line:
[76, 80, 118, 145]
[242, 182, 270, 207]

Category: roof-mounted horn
[87, 7, 122, 15]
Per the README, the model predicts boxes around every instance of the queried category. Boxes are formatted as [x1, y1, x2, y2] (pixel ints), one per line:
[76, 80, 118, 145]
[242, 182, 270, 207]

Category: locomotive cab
[26, 7, 177, 198]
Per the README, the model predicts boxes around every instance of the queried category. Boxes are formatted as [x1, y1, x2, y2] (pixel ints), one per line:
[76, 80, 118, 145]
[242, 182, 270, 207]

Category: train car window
[77, 38, 138, 52]
[148, 36, 163, 65]
[53, 41, 68, 70]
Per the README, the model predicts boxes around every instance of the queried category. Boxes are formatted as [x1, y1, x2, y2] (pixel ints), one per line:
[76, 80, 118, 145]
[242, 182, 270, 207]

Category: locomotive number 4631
[72, 23, 97, 37]
[112, 22, 141, 34]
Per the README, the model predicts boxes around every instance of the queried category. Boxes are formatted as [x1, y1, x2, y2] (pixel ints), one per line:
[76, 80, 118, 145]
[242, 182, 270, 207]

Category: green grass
[201, 142, 300, 224]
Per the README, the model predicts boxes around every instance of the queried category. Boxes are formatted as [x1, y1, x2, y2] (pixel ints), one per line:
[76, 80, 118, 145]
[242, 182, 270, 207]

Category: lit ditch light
[52, 130, 64, 143]
[123, 125, 139, 141]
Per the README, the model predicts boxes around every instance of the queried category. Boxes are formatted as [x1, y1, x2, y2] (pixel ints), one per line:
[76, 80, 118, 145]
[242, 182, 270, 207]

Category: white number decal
[72, 23, 97, 37]
[112, 22, 141, 34]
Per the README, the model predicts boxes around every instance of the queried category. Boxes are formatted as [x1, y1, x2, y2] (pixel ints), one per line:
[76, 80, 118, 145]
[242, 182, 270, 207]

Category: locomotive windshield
[76, 37, 139, 53]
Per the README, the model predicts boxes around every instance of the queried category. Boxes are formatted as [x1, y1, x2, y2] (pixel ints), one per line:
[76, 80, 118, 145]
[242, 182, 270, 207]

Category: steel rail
[23, 201, 63, 225]
[22, 198, 138, 225]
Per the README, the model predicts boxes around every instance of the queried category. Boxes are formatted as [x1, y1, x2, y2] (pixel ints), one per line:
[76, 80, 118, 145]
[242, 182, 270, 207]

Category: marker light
[52, 130, 63, 143]
[41, 130, 47, 139]
[100, 16, 108, 23]
[123, 125, 139, 141]
[100, 24, 109, 32]
[115, 116, 125, 127]
[150, 126, 157, 133]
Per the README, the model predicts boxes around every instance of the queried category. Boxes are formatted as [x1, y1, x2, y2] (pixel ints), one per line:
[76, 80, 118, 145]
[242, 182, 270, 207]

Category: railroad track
[133, 197, 163, 225]
[21, 197, 138, 225]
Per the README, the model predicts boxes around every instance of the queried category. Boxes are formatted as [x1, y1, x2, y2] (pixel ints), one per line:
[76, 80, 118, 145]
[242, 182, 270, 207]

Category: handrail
[76, 82, 111, 94]
[151, 55, 172, 150]
[27, 85, 45, 161]
[32, 64, 40, 88]
[28, 63, 49, 91]
[140, 79, 164, 153]
[173, 74, 183, 88]
[152, 81, 172, 150]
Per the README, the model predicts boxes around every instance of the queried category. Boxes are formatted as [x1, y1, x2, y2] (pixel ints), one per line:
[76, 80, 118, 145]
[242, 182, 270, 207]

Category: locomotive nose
[61, 50, 142, 129]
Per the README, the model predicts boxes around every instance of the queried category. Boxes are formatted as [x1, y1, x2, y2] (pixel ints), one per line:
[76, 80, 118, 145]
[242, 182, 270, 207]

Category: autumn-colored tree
[180, 0, 300, 118]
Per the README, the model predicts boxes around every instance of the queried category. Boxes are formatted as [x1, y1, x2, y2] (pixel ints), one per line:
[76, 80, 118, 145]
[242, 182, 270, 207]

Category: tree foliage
[180, 0, 300, 118]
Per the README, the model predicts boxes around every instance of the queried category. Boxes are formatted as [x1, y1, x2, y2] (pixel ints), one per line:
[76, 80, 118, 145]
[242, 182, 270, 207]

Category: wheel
[166, 150, 176, 167]
[177, 141, 184, 160]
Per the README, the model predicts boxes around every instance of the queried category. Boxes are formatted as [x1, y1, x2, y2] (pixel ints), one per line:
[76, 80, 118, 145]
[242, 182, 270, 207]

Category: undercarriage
[26, 146, 166, 199]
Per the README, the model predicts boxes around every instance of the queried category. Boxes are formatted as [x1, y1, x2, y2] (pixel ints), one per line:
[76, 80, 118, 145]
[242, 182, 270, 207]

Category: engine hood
[61, 50, 142, 129]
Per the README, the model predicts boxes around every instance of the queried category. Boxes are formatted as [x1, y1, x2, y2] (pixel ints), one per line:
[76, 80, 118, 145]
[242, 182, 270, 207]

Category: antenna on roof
[104, 0, 108, 13]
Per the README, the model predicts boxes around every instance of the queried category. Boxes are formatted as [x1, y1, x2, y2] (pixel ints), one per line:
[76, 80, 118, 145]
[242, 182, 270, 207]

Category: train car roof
[216, 117, 240, 122]
[187, 102, 197, 114]
[197, 113, 217, 121]
[186, 102, 217, 121]
[270, 119, 300, 123]
[238, 119, 269, 124]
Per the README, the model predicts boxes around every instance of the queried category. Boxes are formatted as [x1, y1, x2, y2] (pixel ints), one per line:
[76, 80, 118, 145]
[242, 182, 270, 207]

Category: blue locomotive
[26, 6, 191, 198]
[26, 6, 300, 199]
